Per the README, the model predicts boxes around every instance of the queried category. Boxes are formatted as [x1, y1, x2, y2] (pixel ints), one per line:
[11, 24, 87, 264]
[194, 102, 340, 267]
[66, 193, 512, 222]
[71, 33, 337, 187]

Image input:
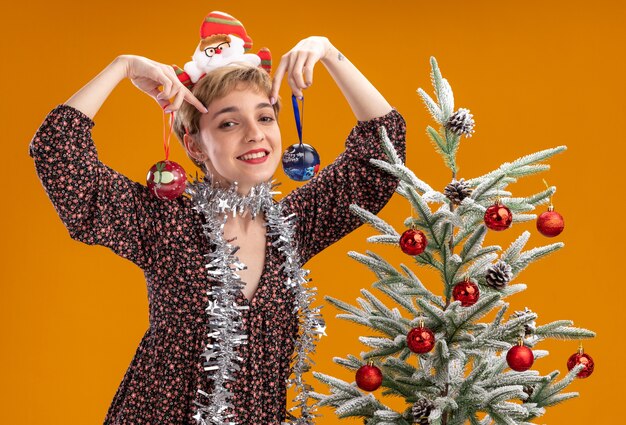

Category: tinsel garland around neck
[186, 177, 324, 425]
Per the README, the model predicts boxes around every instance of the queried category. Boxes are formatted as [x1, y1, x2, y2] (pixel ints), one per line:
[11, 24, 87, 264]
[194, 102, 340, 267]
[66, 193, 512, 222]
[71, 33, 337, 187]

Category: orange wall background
[2, 0, 624, 423]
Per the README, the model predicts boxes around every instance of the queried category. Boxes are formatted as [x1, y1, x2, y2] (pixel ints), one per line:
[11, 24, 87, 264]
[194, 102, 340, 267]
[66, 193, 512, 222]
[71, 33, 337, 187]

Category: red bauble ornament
[399, 229, 428, 255]
[536, 205, 565, 237]
[506, 343, 534, 372]
[407, 325, 436, 353]
[146, 160, 187, 200]
[567, 347, 594, 378]
[452, 280, 480, 307]
[355, 362, 383, 391]
[484, 201, 513, 231]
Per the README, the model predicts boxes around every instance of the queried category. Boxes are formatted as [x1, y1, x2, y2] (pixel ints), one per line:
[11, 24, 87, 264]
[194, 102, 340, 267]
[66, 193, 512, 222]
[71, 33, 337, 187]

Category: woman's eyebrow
[212, 106, 238, 119]
[212, 103, 273, 119]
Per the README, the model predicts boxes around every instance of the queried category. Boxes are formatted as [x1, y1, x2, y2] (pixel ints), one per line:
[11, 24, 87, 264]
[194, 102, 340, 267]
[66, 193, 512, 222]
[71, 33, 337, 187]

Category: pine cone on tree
[444, 178, 473, 205]
[512, 307, 537, 336]
[485, 260, 513, 289]
[523, 384, 535, 399]
[411, 398, 434, 424]
[445, 108, 475, 137]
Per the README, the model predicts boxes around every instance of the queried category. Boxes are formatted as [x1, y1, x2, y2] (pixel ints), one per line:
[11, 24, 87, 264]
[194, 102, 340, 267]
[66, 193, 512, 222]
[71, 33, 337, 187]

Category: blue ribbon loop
[291, 95, 304, 146]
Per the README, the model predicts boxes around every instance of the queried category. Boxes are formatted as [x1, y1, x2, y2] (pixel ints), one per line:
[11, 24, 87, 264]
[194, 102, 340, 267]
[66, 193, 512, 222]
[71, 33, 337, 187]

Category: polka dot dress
[30, 104, 406, 424]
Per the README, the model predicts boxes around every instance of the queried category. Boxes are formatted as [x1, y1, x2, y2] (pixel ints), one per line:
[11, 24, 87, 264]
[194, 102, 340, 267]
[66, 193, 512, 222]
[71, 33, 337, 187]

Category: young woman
[30, 36, 406, 424]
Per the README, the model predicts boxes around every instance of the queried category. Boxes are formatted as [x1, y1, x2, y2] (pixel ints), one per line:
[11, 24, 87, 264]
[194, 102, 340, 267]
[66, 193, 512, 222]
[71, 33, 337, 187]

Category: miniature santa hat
[200, 11, 253, 52]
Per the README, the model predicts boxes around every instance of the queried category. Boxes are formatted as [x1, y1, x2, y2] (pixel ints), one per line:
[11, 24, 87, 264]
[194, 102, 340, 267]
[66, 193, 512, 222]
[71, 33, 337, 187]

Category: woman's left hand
[270, 36, 332, 102]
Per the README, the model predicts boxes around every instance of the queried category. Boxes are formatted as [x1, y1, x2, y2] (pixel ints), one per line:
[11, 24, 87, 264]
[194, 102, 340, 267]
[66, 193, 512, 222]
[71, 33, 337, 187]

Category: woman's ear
[183, 131, 207, 162]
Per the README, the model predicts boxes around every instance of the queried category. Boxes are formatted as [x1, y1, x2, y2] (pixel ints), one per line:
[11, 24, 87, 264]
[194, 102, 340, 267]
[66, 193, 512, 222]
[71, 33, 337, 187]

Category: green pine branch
[314, 57, 594, 425]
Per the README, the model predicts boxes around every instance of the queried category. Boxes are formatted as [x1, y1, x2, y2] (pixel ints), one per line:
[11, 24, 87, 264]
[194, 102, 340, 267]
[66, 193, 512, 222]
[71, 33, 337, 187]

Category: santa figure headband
[172, 11, 272, 90]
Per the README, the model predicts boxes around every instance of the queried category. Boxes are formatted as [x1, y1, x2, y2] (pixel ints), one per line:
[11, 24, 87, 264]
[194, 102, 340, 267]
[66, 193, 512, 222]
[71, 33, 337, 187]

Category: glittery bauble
[506, 345, 534, 372]
[146, 160, 187, 200]
[484, 202, 513, 231]
[567, 351, 595, 378]
[406, 326, 436, 354]
[452, 280, 480, 307]
[399, 229, 428, 255]
[537, 208, 565, 237]
[282, 143, 321, 181]
[355, 363, 383, 391]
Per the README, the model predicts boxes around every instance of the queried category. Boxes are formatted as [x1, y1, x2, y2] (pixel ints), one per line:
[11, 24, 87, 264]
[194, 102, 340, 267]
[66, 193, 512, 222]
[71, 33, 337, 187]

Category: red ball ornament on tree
[399, 228, 428, 255]
[484, 200, 513, 231]
[536, 205, 565, 237]
[567, 345, 594, 378]
[506, 341, 534, 372]
[147, 160, 187, 200]
[407, 321, 436, 354]
[355, 362, 383, 391]
[452, 279, 480, 307]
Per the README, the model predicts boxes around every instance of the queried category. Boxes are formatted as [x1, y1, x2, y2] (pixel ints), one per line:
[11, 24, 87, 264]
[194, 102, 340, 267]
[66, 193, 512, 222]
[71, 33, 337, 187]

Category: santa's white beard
[184, 37, 261, 83]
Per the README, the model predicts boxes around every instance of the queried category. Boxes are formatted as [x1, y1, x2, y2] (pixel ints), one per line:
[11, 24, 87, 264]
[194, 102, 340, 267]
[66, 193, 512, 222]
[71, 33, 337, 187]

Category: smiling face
[189, 85, 281, 194]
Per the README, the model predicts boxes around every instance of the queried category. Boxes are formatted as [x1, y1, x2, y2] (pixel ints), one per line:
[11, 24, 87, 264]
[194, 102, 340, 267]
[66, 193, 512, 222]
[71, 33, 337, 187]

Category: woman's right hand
[119, 54, 208, 113]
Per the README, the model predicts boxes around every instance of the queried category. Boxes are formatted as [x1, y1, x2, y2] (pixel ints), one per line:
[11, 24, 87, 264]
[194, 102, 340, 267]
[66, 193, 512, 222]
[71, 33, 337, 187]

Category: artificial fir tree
[310, 58, 595, 425]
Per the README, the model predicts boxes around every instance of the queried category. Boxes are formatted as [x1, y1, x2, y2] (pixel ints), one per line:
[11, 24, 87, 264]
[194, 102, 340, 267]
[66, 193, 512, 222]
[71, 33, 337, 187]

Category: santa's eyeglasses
[204, 42, 230, 57]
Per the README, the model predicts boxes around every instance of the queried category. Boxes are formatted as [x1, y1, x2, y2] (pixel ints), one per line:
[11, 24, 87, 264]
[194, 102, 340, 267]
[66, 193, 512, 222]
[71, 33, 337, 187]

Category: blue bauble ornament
[282, 143, 321, 181]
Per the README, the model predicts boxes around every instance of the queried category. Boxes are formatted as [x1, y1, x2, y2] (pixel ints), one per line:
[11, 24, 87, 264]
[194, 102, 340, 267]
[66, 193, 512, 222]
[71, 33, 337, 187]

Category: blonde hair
[173, 63, 281, 170]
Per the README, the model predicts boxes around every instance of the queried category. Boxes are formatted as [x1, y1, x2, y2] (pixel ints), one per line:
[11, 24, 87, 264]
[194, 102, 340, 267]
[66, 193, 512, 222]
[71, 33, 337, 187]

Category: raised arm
[65, 55, 207, 119]
[282, 109, 406, 264]
[269, 36, 391, 121]
[30, 55, 206, 269]
[274, 37, 406, 263]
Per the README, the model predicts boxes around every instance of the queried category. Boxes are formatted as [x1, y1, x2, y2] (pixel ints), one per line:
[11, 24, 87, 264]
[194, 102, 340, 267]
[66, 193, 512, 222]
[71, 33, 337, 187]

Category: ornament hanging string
[146, 109, 186, 201]
[542, 178, 552, 205]
[162, 109, 175, 161]
[291, 94, 304, 146]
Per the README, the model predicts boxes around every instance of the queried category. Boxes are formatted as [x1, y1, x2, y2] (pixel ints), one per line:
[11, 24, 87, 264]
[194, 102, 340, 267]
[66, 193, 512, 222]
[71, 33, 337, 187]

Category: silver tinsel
[485, 260, 513, 290]
[444, 108, 475, 137]
[187, 177, 322, 425]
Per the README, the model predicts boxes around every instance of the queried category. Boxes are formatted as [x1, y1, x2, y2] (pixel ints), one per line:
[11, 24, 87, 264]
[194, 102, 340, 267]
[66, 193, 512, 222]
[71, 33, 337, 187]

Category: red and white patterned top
[30, 104, 406, 424]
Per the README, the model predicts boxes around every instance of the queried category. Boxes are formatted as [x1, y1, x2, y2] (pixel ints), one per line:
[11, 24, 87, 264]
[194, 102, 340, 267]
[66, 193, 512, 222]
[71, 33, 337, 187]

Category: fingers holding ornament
[129, 58, 206, 113]
[156, 80, 206, 114]
[163, 88, 188, 113]
[287, 51, 318, 95]
[271, 37, 329, 99]
[274, 52, 309, 99]
[125, 56, 173, 98]
[302, 62, 315, 88]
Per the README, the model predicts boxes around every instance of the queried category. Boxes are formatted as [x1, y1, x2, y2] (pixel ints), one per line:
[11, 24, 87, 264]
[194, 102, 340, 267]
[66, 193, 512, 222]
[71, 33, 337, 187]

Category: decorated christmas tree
[310, 58, 596, 425]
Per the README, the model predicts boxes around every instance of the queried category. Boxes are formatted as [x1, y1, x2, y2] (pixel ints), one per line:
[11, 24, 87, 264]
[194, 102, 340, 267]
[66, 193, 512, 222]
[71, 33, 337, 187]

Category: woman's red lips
[238, 148, 268, 157]
[237, 149, 270, 163]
